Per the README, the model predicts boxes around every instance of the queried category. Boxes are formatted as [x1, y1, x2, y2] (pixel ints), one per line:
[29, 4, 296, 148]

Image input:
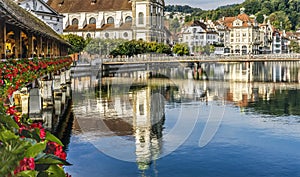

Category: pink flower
[6, 106, 17, 115]
[30, 122, 46, 139]
[14, 157, 35, 174]
[40, 128, 46, 140]
[45, 142, 67, 160]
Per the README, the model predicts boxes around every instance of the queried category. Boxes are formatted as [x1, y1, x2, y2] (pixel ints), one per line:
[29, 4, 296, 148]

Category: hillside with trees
[165, 5, 202, 13]
[166, 0, 300, 31]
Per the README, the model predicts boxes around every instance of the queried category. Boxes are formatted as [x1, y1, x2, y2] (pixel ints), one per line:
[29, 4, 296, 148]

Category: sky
[164, 0, 245, 10]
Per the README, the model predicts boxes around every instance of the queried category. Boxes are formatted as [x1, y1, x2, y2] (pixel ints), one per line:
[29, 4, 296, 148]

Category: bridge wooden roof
[0, 0, 68, 44]
[47, 0, 132, 13]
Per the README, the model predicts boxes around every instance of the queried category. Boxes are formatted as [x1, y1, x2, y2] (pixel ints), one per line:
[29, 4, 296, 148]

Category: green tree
[62, 34, 86, 54]
[269, 11, 292, 30]
[176, 0, 300, 31]
[289, 40, 300, 53]
[261, 1, 273, 14]
[209, 45, 216, 53]
[172, 43, 189, 56]
[84, 38, 126, 55]
[109, 40, 171, 57]
[156, 43, 172, 54]
[243, 0, 261, 15]
[255, 12, 264, 24]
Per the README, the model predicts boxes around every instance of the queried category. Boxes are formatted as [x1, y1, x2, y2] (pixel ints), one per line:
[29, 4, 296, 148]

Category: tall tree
[62, 34, 86, 54]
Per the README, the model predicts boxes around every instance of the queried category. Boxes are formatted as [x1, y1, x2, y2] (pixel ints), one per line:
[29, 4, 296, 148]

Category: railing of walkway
[102, 54, 300, 63]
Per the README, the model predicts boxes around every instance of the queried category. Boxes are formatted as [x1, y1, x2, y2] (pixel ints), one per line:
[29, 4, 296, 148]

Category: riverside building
[47, 0, 167, 42]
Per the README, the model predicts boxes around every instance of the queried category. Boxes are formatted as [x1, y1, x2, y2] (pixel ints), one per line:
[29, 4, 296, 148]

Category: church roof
[47, 0, 132, 13]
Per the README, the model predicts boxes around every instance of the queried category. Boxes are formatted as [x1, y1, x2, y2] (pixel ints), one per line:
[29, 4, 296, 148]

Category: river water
[65, 61, 300, 177]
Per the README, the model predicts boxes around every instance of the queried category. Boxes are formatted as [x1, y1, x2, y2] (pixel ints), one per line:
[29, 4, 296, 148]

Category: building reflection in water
[99, 78, 173, 171]
[201, 61, 300, 83]
[71, 61, 300, 173]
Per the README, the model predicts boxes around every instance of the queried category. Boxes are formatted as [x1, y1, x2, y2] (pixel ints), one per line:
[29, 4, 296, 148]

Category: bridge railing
[102, 54, 300, 63]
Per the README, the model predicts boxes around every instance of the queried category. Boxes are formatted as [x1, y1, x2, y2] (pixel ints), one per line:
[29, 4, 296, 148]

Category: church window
[125, 16, 132, 23]
[138, 12, 144, 24]
[105, 33, 109, 38]
[123, 32, 128, 38]
[86, 33, 91, 38]
[72, 18, 79, 25]
[89, 17, 96, 24]
[107, 17, 114, 24]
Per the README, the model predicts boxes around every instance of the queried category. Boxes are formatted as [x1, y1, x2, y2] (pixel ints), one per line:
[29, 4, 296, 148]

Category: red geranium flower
[14, 157, 35, 174]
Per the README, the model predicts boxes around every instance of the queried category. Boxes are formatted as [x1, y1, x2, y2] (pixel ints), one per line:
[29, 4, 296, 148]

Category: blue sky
[164, 0, 245, 10]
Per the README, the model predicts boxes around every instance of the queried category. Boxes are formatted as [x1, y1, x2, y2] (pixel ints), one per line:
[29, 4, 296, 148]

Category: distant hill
[165, 5, 202, 14]
[166, 0, 300, 31]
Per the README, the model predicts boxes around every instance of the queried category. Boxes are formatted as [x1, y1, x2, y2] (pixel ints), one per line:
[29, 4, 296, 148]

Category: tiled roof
[219, 13, 256, 29]
[0, 0, 67, 44]
[191, 20, 207, 30]
[47, 0, 132, 13]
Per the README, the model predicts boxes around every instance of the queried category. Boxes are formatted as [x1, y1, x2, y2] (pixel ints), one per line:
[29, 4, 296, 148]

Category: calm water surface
[65, 61, 300, 177]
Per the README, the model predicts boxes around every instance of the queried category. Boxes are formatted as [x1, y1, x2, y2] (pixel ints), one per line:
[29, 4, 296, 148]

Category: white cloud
[164, 0, 245, 10]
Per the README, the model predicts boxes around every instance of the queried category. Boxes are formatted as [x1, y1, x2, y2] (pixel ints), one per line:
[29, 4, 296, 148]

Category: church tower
[131, 0, 165, 42]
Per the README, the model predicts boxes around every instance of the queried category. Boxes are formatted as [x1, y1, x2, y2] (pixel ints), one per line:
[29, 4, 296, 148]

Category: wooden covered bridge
[0, 0, 69, 59]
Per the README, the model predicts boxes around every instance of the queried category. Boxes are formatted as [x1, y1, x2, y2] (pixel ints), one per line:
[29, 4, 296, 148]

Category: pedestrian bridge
[102, 54, 300, 65]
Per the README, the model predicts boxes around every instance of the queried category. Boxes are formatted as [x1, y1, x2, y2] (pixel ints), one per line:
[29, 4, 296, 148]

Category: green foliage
[0, 58, 73, 176]
[84, 38, 127, 55]
[62, 34, 86, 54]
[289, 40, 300, 53]
[25, 142, 47, 158]
[181, 0, 300, 31]
[269, 11, 292, 30]
[16, 170, 38, 177]
[109, 40, 171, 57]
[0, 129, 30, 176]
[194, 44, 214, 55]
[165, 5, 202, 13]
[172, 43, 189, 56]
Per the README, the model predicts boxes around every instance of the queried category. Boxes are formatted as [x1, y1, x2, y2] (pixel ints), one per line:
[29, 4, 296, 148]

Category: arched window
[125, 16, 132, 23]
[89, 17, 96, 24]
[107, 17, 114, 24]
[72, 18, 79, 25]
[86, 33, 91, 38]
[105, 32, 109, 38]
[138, 12, 144, 24]
[123, 32, 128, 38]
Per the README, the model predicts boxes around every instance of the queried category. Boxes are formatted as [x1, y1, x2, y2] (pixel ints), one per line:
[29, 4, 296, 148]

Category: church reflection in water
[72, 75, 178, 171]
[70, 61, 300, 172]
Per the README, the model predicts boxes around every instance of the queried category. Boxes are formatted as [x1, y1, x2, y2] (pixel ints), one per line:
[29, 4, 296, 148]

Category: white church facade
[47, 0, 166, 42]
